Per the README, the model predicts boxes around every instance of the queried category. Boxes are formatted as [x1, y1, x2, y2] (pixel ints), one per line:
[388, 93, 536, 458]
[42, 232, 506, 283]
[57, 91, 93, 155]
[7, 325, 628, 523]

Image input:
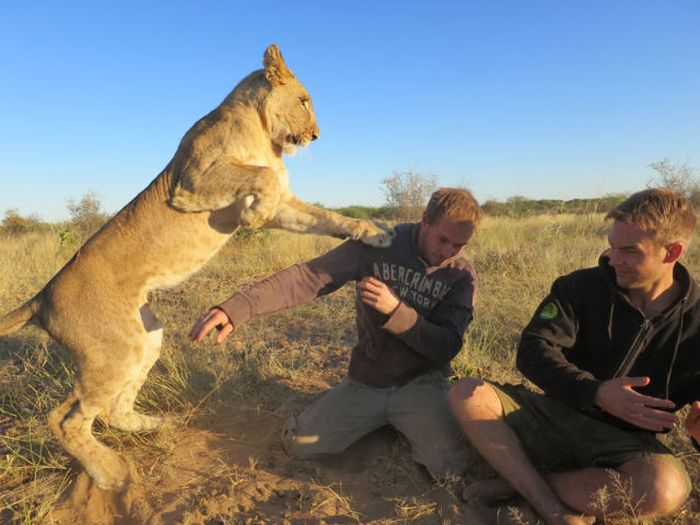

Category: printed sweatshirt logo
[373, 262, 451, 310]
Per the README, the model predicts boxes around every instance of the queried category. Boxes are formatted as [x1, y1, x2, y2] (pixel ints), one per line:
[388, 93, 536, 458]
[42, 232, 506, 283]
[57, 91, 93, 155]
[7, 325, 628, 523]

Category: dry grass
[1, 215, 699, 523]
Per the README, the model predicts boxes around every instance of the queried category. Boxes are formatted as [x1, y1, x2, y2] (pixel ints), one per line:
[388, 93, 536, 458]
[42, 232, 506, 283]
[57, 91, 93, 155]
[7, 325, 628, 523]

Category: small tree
[67, 190, 107, 237]
[648, 158, 700, 207]
[503, 195, 531, 218]
[481, 199, 503, 216]
[381, 170, 438, 221]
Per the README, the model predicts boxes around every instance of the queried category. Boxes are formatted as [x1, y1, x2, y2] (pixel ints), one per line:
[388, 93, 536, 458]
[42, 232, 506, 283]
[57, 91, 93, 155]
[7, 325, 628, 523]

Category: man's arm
[361, 269, 476, 365]
[518, 277, 678, 431]
[517, 277, 602, 408]
[191, 240, 364, 342]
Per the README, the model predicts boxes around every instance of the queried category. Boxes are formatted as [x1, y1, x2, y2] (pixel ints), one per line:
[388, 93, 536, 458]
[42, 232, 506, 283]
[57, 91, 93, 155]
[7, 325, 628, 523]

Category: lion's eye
[300, 98, 310, 111]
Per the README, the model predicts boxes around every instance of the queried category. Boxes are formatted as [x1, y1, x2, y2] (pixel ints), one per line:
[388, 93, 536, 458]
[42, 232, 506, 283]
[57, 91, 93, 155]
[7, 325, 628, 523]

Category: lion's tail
[0, 298, 40, 336]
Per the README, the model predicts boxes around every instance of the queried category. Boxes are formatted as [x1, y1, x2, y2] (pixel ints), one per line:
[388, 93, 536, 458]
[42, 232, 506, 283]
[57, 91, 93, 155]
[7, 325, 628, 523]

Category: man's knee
[282, 414, 322, 459]
[414, 447, 471, 480]
[622, 454, 691, 516]
[448, 377, 502, 422]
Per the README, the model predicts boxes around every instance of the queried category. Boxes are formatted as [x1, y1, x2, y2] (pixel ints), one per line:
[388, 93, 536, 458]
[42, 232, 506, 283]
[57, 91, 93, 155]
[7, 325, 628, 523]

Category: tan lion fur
[0, 44, 392, 491]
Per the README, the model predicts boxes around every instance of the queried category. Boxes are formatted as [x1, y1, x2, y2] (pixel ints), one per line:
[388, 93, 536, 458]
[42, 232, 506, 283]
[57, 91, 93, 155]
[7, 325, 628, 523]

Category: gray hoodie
[218, 223, 477, 387]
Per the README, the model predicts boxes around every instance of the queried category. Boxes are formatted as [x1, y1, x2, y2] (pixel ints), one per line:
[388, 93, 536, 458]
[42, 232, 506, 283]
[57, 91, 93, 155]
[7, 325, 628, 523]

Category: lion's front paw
[352, 220, 395, 248]
[239, 193, 279, 229]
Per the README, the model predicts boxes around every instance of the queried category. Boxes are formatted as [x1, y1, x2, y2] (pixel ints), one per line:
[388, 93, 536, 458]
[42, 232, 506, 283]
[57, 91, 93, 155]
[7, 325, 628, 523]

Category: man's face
[417, 215, 474, 267]
[607, 220, 670, 290]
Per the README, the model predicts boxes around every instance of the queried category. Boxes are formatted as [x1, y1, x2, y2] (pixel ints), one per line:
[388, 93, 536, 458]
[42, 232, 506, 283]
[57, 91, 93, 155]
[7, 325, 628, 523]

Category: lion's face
[262, 44, 320, 155]
[266, 78, 320, 155]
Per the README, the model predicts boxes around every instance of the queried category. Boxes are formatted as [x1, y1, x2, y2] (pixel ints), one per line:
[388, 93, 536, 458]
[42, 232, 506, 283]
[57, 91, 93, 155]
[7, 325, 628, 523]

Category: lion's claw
[354, 220, 395, 248]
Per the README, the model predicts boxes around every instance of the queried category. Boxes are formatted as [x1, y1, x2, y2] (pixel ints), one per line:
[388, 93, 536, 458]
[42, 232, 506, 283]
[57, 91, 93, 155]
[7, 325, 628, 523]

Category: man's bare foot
[553, 514, 595, 525]
[547, 508, 595, 525]
[462, 477, 517, 506]
[468, 505, 594, 525]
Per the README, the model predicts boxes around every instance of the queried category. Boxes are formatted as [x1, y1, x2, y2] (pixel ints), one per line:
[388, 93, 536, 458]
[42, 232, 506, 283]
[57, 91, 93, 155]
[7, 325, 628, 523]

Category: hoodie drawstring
[607, 300, 615, 341]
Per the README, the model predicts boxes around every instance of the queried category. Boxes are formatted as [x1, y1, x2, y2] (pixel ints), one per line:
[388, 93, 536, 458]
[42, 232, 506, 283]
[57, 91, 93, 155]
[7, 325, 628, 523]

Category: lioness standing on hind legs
[0, 44, 392, 492]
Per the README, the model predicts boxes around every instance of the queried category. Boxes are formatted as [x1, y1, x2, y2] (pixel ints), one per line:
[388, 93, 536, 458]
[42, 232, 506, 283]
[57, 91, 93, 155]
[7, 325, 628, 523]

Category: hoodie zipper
[613, 318, 652, 378]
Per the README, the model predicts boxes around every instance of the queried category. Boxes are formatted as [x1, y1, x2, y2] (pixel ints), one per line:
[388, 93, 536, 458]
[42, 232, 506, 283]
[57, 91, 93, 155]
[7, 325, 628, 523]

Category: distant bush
[480, 195, 627, 217]
[329, 205, 371, 219]
[325, 205, 396, 222]
[327, 194, 629, 222]
[1, 209, 45, 234]
[66, 191, 110, 238]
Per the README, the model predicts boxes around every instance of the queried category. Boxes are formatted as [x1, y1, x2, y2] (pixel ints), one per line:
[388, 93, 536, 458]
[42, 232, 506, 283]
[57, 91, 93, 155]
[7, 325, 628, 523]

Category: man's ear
[664, 242, 685, 263]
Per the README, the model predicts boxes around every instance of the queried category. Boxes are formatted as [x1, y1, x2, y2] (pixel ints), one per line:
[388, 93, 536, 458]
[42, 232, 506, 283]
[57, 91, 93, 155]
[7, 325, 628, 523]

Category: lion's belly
[141, 237, 225, 292]
[137, 218, 232, 294]
[59, 198, 234, 303]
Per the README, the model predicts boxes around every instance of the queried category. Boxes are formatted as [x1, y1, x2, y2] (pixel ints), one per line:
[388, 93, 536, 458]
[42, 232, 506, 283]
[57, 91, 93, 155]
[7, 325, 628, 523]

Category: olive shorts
[492, 383, 682, 472]
[282, 370, 470, 478]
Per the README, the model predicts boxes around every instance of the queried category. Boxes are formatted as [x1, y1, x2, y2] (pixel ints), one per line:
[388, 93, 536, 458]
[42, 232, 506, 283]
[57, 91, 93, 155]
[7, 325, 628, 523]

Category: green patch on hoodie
[539, 302, 559, 320]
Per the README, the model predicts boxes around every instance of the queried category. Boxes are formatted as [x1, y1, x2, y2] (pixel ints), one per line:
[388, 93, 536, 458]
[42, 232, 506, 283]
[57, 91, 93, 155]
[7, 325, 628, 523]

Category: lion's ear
[264, 44, 294, 86]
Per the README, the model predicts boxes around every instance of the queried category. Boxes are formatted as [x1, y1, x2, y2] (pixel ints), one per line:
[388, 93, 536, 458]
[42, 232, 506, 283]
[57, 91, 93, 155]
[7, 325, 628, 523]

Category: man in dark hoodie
[449, 188, 700, 524]
[190, 188, 480, 478]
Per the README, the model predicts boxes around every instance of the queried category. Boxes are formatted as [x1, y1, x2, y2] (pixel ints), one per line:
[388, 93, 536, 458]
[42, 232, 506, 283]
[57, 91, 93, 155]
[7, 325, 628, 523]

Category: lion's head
[169, 45, 325, 213]
[262, 45, 320, 155]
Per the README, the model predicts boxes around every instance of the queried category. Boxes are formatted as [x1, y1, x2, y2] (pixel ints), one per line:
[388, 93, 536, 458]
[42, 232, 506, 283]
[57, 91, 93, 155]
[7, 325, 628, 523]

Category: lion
[0, 44, 392, 491]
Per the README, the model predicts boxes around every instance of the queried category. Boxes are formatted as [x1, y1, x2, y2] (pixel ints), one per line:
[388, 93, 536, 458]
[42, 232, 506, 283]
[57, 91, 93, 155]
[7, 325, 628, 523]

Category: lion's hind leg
[101, 305, 164, 433]
[48, 308, 163, 490]
[49, 388, 131, 491]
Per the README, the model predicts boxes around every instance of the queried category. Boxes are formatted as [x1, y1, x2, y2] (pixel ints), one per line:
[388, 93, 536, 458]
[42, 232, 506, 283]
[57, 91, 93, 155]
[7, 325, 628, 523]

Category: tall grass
[1, 216, 698, 523]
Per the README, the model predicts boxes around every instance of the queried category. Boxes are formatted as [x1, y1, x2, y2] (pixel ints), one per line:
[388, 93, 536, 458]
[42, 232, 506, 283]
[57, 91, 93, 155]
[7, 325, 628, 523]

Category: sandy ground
[42, 342, 484, 525]
[9, 346, 700, 525]
[48, 407, 481, 525]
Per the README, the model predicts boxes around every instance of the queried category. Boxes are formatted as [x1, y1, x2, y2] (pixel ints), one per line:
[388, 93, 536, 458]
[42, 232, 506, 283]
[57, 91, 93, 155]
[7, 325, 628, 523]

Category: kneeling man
[192, 188, 480, 478]
[449, 188, 700, 524]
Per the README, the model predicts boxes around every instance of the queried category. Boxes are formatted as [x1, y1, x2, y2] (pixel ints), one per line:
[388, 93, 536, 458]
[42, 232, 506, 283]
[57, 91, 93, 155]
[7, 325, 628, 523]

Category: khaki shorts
[282, 371, 470, 478]
[492, 383, 677, 472]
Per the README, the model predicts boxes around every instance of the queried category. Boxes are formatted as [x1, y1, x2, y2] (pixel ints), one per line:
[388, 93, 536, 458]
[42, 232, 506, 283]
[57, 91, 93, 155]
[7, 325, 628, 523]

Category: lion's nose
[311, 132, 319, 141]
[311, 125, 320, 141]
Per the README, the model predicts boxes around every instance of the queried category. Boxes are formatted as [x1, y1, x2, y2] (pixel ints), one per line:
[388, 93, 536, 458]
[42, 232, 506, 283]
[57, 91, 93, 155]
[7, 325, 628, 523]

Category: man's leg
[282, 377, 388, 458]
[548, 453, 690, 519]
[387, 372, 471, 479]
[448, 378, 591, 525]
[464, 454, 690, 519]
[449, 378, 691, 522]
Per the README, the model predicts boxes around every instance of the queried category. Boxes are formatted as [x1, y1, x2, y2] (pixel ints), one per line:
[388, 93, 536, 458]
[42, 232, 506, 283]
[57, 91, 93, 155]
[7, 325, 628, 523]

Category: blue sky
[1, 1, 698, 220]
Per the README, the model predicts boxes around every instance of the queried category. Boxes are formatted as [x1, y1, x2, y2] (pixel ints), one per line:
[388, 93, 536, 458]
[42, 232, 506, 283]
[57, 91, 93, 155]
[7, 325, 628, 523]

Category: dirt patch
[54, 466, 152, 525]
[47, 401, 482, 524]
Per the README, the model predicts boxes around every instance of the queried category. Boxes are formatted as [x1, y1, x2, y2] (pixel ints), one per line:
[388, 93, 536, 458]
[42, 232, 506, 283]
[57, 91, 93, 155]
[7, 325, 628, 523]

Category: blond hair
[424, 187, 482, 227]
[607, 188, 696, 244]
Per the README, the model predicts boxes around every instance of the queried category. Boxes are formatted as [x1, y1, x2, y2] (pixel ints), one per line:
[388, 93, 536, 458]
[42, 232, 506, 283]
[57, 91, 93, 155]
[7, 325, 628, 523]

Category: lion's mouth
[286, 134, 304, 146]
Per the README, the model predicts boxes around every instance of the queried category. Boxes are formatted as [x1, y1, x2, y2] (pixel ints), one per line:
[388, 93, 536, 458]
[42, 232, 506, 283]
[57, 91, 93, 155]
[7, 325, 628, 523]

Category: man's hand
[189, 307, 234, 344]
[594, 376, 678, 432]
[357, 277, 400, 315]
[684, 401, 700, 442]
